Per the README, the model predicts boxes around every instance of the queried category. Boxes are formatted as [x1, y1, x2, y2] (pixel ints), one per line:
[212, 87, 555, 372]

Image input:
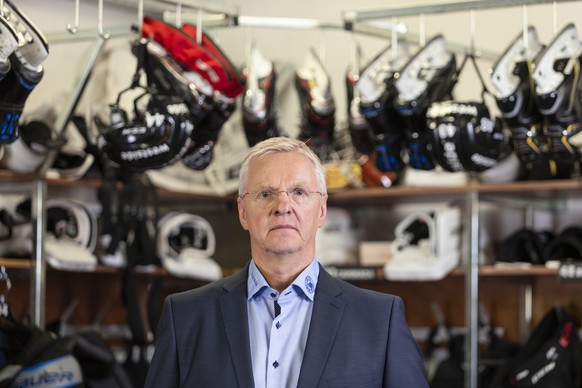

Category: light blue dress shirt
[247, 258, 319, 388]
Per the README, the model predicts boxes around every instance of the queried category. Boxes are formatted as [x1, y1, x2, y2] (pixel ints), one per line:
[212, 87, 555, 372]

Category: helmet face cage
[97, 92, 194, 171]
[168, 223, 209, 254]
[182, 98, 236, 171]
[137, 38, 215, 125]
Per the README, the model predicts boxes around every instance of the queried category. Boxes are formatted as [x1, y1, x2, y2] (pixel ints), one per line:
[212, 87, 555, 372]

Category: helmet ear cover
[96, 90, 194, 171]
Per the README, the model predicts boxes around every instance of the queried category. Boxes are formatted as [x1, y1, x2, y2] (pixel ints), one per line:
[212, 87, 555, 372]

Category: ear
[237, 197, 249, 231]
[317, 195, 328, 228]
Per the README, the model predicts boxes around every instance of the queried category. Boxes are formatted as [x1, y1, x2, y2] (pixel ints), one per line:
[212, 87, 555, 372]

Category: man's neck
[253, 254, 313, 292]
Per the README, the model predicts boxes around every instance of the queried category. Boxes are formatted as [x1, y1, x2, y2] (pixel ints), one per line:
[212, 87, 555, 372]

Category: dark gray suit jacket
[144, 263, 429, 387]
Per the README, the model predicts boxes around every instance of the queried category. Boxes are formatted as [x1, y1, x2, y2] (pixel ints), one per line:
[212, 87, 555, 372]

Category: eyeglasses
[240, 188, 324, 207]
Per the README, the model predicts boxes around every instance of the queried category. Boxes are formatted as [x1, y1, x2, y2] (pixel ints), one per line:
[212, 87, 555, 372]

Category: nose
[273, 190, 292, 214]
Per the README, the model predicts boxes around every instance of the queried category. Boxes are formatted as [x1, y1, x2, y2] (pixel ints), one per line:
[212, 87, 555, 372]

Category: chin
[267, 245, 302, 256]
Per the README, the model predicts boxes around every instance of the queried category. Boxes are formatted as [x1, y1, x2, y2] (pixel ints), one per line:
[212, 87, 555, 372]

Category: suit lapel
[297, 267, 345, 388]
[220, 265, 254, 387]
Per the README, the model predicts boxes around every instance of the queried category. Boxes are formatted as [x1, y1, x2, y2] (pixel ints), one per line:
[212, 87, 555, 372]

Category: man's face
[237, 151, 327, 259]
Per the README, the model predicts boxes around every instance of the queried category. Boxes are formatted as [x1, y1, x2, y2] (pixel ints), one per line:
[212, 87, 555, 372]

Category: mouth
[270, 224, 296, 231]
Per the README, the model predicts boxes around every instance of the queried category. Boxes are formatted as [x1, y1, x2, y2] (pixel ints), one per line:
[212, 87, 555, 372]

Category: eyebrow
[252, 182, 311, 191]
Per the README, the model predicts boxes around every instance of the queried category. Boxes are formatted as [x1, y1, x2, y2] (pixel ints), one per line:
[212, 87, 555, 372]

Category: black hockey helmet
[427, 100, 510, 172]
[96, 88, 193, 171]
[427, 53, 512, 173]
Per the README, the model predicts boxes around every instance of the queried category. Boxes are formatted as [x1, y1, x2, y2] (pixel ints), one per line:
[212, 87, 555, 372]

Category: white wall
[20, 0, 582, 135]
[16, 0, 582, 243]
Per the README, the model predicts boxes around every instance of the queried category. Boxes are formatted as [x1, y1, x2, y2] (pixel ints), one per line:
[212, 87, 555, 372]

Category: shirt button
[275, 321, 281, 329]
[270, 293, 276, 298]
[273, 361, 279, 368]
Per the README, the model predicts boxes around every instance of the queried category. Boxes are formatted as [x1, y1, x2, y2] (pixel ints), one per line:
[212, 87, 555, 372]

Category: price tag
[558, 262, 582, 280]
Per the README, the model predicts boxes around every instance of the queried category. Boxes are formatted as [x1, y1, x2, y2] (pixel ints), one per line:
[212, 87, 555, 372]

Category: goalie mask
[157, 212, 222, 281]
[95, 89, 193, 171]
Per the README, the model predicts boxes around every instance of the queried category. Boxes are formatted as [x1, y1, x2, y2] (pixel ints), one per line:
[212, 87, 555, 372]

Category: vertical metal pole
[30, 180, 47, 328]
[465, 190, 479, 388]
[419, 13, 425, 46]
[196, 8, 203, 44]
[519, 284, 533, 344]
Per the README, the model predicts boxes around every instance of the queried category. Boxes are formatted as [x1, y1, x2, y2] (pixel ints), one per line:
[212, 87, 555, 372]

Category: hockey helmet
[157, 211, 222, 281]
[96, 89, 194, 171]
[0, 120, 62, 174]
[45, 198, 98, 271]
[427, 100, 511, 172]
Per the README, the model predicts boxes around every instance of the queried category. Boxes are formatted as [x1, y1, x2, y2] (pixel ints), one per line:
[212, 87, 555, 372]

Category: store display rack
[4, 1, 582, 388]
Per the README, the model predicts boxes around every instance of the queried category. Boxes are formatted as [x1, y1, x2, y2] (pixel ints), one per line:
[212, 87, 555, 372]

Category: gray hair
[238, 137, 327, 196]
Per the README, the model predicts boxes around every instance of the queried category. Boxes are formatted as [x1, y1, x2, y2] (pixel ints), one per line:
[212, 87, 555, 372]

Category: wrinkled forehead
[246, 151, 319, 189]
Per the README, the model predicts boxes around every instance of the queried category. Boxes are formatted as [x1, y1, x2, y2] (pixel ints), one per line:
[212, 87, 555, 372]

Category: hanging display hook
[552, 1, 558, 35]
[67, 0, 80, 33]
[196, 8, 203, 44]
[319, 29, 327, 66]
[523, 4, 529, 51]
[419, 13, 426, 46]
[391, 16, 398, 60]
[98, 0, 110, 39]
[137, 0, 144, 36]
[175, 3, 182, 27]
[469, 8, 478, 56]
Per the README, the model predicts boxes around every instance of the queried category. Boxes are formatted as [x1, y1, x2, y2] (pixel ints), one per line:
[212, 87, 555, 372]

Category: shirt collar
[247, 260, 269, 300]
[291, 258, 319, 301]
[247, 259, 320, 301]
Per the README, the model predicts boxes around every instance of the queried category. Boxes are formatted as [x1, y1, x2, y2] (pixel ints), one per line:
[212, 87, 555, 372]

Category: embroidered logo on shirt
[305, 276, 315, 293]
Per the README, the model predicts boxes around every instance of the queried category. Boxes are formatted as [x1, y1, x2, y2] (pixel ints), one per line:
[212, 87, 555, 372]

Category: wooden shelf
[0, 258, 33, 270]
[327, 179, 582, 203]
[2, 169, 581, 202]
[0, 258, 563, 279]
